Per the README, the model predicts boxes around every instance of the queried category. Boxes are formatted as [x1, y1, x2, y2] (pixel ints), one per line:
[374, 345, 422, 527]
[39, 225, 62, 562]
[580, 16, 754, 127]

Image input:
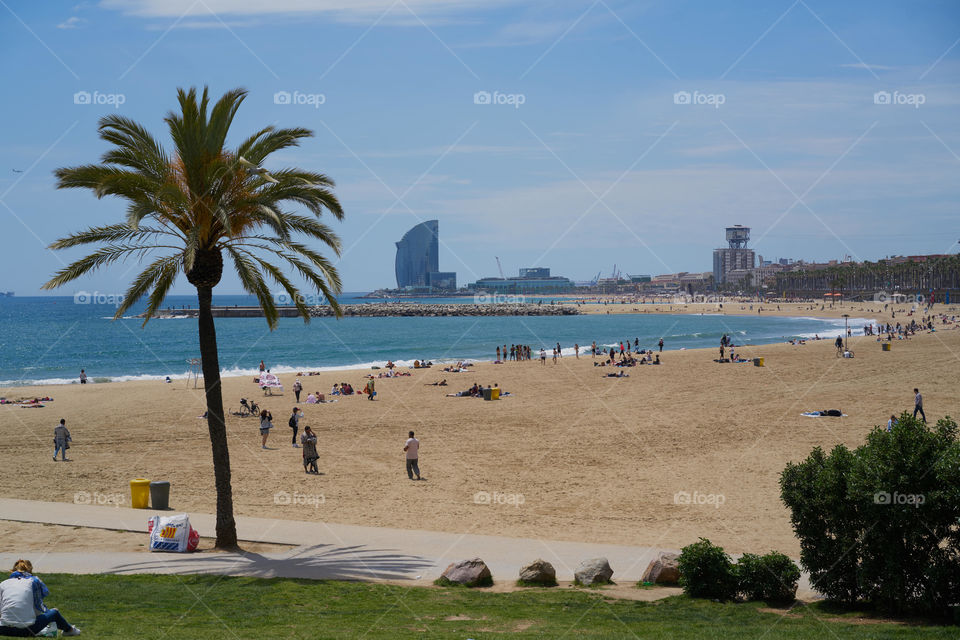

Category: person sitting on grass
[0, 559, 81, 636]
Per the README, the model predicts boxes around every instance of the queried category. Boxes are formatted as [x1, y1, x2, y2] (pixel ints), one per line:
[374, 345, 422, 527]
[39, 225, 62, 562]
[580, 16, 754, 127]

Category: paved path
[0, 498, 815, 597]
[0, 498, 671, 583]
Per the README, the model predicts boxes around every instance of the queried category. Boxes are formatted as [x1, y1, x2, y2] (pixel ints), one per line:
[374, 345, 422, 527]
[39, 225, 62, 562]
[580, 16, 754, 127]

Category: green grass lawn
[43, 574, 954, 639]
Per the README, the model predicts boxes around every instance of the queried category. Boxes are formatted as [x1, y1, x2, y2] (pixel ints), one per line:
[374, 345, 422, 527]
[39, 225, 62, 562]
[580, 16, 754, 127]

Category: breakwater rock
[308, 303, 579, 317]
[146, 303, 579, 319]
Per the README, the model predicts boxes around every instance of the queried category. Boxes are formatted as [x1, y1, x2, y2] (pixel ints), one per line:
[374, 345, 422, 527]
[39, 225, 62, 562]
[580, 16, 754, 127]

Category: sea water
[0, 295, 869, 386]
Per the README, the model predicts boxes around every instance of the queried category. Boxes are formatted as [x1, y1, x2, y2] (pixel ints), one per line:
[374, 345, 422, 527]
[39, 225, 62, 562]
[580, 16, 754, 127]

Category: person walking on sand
[540, 348, 546, 365]
[301, 426, 319, 474]
[496, 346, 500, 362]
[659, 338, 664, 353]
[259, 360, 265, 374]
[913, 388, 926, 422]
[259, 410, 273, 449]
[288, 407, 301, 447]
[365, 378, 376, 400]
[0, 559, 81, 636]
[835, 335, 844, 355]
[574, 343, 579, 359]
[53, 419, 71, 462]
[404, 431, 421, 480]
[79, 369, 86, 385]
[887, 414, 896, 432]
[293, 378, 302, 403]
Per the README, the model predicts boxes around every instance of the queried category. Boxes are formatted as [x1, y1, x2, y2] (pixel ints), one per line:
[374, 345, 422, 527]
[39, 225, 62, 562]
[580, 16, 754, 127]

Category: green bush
[737, 552, 800, 603]
[677, 538, 738, 601]
[781, 413, 960, 617]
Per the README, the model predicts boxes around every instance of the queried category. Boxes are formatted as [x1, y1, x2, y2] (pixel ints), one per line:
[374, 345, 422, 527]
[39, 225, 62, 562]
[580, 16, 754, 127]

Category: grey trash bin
[482, 387, 493, 401]
[150, 481, 170, 510]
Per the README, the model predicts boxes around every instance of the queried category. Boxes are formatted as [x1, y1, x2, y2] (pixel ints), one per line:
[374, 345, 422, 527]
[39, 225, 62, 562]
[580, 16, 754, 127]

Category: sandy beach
[2, 314, 958, 557]
[571, 298, 939, 320]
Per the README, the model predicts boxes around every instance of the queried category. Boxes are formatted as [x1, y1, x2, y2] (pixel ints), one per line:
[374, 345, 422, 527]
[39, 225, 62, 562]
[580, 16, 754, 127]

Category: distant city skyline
[2, 1, 959, 296]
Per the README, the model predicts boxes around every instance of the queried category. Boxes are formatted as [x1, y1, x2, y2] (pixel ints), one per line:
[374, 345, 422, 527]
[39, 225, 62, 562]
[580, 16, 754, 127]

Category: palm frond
[224, 246, 279, 329]
[251, 254, 311, 322]
[48, 224, 175, 250]
[238, 127, 312, 165]
[113, 254, 181, 320]
[42, 244, 154, 289]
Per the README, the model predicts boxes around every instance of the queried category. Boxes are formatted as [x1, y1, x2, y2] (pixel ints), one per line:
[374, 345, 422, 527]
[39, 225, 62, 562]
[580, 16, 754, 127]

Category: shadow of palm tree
[106, 543, 434, 581]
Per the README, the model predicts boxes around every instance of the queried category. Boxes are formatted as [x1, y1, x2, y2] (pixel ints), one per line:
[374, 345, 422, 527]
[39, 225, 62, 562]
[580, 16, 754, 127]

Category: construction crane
[610, 264, 620, 281]
[496, 256, 505, 279]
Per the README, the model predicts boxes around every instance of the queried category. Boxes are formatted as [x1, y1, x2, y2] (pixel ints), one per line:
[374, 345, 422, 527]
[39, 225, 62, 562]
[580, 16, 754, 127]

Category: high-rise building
[713, 225, 755, 285]
[395, 220, 439, 288]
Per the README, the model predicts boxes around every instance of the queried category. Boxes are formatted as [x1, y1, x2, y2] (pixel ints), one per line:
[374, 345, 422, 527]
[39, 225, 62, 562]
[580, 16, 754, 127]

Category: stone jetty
[146, 302, 579, 319]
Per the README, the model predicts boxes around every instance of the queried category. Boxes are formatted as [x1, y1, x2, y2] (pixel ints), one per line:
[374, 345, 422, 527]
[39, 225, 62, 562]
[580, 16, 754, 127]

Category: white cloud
[840, 62, 897, 72]
[57, 16, 86, 28]
[99, 0, 518, 22]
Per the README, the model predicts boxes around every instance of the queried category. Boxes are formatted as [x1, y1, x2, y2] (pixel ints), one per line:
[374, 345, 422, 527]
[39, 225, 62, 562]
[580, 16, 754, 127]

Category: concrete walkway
[0, 498, 815, 597]
[0, 498, 671, 583]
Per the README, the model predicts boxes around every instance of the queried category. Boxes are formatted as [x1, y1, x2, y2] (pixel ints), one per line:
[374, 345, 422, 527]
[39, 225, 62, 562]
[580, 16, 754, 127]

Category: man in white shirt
[404, 431, 421, 480]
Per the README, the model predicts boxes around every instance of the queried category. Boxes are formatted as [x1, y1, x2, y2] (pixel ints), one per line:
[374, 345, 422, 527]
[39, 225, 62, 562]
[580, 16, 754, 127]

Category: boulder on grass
[574, 557, 613, 586]
[519, 559, 557, 586]
[640, 552, 680, 585]
[440, 558, 492, 587]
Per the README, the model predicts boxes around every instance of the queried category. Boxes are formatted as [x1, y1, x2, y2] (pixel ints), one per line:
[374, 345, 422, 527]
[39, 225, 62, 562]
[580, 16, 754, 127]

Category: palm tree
[42, 87, 344, 549]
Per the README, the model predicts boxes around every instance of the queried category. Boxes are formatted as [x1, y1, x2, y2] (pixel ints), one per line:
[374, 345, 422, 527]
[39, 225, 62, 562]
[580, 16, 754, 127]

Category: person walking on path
[0, 559, 81, 636]
[79, 370, 86, 385]
[53, 419, 71, 462]
[289, 407, 301, 447]
[404, 431, 421, 480]
[659, 338, 664, 353]
[913, 388, 926, 422]
[301, 426, 319, 474]
[259, 410, 273, 449]
[293, 378, 302, 403]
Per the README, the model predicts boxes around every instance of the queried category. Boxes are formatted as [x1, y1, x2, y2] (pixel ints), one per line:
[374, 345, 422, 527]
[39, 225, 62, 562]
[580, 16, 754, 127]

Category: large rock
[640, 552, 680, 585]
[519, 559, 557, 585]
[440, 558, 492, 587]
[574, 557, 614, 586]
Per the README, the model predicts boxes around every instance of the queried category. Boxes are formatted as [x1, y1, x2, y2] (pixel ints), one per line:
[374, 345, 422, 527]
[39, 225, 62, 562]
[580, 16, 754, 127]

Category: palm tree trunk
[196, 285, 239, 550]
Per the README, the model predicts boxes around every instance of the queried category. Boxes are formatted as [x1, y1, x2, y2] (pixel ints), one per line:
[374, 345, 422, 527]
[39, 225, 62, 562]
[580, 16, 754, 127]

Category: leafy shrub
[781, 413, 960, 617]
[677, 538, 738, 601]
[737, 552, 800, 603]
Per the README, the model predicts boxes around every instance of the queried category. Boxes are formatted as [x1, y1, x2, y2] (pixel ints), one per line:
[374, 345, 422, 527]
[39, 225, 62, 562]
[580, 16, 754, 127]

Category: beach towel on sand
[802, 410, 846, 417]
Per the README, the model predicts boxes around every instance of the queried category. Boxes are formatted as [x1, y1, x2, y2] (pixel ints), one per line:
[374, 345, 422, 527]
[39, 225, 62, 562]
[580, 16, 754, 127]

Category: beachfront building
[713, 225, 755, 285]
[471, 267, 574, 294]
[395, 220, 440, 289]
[427, 271, 457, 290]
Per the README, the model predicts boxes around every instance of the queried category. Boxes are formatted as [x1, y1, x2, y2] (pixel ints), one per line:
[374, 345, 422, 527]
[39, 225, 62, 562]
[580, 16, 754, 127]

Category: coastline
[2, 326, 957, 557]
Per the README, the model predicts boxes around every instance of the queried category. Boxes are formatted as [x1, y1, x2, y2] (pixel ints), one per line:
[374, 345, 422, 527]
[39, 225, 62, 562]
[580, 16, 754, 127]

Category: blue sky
[1, 0, 958, 295]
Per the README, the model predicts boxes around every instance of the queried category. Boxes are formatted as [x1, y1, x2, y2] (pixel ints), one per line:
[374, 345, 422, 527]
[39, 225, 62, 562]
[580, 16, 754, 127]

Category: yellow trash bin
[753, 357, 765, 367]
[491, 388, 500, 400]
[130, 478, 151, 509]
[882, 343, 891, 352]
